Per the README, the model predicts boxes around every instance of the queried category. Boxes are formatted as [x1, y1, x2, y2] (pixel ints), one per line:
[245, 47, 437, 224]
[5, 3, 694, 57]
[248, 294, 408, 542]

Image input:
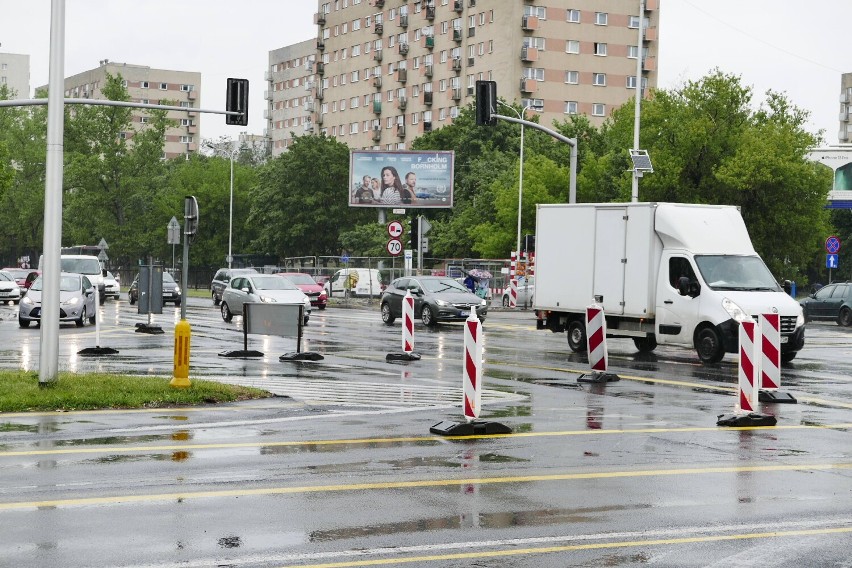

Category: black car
[128, 272, 182, 306]
[380, 276, 488, 327]
[210, 267, 258, 305]
[800, 282, 852, 325]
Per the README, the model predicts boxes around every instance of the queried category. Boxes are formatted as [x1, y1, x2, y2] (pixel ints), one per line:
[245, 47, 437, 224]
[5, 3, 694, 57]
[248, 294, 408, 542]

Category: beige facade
[0, 52, 30, 98]
[840, 73, 852, 143]
[267, 40, 318, 154]
[46, 60, 201, 159]
[267, 0, 659, 155]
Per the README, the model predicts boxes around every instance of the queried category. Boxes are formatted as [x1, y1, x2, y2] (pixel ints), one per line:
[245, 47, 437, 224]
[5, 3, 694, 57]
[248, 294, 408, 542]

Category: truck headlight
[796, 312, 805, 327]
[722, 297, 749, 323]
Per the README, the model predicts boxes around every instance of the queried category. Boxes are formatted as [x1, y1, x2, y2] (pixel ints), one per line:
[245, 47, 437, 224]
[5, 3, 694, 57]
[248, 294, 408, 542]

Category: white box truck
[534, 202, 805, 364]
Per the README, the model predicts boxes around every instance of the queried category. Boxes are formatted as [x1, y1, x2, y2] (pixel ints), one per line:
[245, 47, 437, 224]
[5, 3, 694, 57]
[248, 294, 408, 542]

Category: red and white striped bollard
[402, 290, 414, 353]
[759, 313, 780, 392]
[463, 306, 482, 421]
[586, 302, 608, 372]
[737, 320, 759, 413]
[509, 278, 518, 308]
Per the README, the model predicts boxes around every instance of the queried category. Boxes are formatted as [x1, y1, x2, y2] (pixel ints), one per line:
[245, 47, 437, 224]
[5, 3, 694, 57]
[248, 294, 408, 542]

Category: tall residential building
[0, 52, 31, 98]
[42, 60, 202, 159]
[266, 0, 659, 155]
[267, 39, 318, 154]
[840, 73, 852, 143]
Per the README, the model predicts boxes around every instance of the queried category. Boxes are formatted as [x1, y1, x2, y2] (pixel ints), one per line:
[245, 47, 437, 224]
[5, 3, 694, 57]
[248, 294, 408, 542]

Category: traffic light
[408, 215, 419, 253]
[475, 80, 497, 126]
[225, 78, 249, 126]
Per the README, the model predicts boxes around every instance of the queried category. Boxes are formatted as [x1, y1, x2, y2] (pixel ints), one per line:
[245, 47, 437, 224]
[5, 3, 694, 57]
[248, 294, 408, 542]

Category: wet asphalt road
[2, 297, 852, 567]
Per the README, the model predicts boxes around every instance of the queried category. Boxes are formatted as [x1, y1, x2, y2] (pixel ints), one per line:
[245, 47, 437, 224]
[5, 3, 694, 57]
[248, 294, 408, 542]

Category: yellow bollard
[170, 318, 192, 388]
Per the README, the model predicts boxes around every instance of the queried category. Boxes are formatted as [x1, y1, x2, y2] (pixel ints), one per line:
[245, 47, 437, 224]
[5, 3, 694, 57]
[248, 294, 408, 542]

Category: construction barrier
[717, 319, 776, 426]
[758, 313, 797, 403]
[402, 290, 414, 353]
[578, 300, 619, 383]
[508, 278, 518, 308]
[463, 307, 482, 420]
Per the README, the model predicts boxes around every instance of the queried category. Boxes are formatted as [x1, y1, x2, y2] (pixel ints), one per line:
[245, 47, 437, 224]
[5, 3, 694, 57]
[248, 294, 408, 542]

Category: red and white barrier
[759, 313, 780, 392]
[402, 290, 414, 353]
[586, 302, 608, 372]
[737, 320, 759, 413]
[508, 278, 518, 308]
[463, 306, 482, 421]
[510, 251, 517, 279]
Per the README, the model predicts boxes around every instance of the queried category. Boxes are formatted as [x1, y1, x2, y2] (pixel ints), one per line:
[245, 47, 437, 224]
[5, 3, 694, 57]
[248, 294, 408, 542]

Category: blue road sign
[826, 236, 841, 254]
[340, 254, 350, 263]
[827, 254, 839, 269]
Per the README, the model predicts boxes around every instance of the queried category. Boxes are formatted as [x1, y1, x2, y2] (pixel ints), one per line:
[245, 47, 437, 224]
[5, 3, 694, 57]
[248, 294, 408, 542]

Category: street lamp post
[204, 141, 237, 269]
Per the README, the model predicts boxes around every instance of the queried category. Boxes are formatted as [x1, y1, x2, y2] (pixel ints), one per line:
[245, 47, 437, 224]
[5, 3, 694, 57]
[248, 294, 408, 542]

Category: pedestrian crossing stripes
[207, 375, 527, 409]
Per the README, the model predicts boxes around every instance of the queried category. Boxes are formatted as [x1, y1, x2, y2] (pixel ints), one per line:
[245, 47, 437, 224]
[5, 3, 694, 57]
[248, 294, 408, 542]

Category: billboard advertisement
[349, 150, 454, 208]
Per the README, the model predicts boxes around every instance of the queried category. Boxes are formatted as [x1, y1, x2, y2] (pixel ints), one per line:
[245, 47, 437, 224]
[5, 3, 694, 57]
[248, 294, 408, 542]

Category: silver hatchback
[19, 272, 97, 328]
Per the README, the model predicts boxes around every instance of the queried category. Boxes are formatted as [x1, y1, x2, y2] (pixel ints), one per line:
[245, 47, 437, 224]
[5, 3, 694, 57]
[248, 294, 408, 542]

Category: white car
[102, 270, 120, 300]
[0, 271, 22, 304]
[221, 274, 312, 325]
[502, 276, 535, 307]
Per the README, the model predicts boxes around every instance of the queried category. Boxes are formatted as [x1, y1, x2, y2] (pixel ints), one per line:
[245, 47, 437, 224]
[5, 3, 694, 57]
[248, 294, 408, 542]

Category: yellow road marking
[275, 526, 852, 568]
[2, 462, 852, 510]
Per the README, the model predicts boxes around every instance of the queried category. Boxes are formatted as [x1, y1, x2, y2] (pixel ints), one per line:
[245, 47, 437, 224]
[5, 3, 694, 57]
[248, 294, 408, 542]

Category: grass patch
[0, 370, 272, 413]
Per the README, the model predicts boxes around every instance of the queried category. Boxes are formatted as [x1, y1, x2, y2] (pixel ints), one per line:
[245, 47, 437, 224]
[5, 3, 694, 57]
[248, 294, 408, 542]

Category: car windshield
[421, 278, 469, 293]
[0, 272, 13, 282]
[3, 269, 27, 278]
[695, 255, 781, 291]
[280, 274, 316, 285]
[250, 276, 298, 291]
[163, 273, 176, 283]
[60, 258, 100, 275]
[60, 276, 81, 292]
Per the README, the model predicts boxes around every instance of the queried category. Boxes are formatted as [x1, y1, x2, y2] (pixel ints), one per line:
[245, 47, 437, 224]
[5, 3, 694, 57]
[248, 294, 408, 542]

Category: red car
[276, 272, 328, 309]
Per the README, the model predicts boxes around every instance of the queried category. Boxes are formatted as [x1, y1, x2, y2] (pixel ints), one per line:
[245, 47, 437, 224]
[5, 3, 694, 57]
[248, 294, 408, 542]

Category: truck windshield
[695, 255, 781, 291]
[60, 258, 100, 275]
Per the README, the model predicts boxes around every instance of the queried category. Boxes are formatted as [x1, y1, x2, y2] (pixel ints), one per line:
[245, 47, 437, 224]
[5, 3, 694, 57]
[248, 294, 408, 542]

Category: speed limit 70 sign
[386, 238, 402, 256]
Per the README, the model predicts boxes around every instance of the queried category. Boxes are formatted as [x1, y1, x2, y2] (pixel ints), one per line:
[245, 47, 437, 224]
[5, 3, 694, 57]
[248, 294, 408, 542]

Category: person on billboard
[353, 175, 375, 204]
[370, 178, 380, 200]
[401, 172, 419, 204]
[379, 166, 404, 204]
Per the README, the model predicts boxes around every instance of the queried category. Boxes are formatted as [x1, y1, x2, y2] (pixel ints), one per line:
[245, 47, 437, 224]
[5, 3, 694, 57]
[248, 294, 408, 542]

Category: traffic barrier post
[578, 298, 619, 383]
[386, 290, 421, 362]
[509, 278, 518, 308]
[758, 313, 797, 403]
[717, 320, 777, 426]
[78, 284, 119, 356]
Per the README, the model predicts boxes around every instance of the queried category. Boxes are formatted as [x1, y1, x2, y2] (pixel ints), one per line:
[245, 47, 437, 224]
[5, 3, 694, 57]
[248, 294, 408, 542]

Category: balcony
[642, 56, 656, 71]
[424, 91, 433, 105]
[372, 128, 382, 141]
[426, 6, 435, 20]
[451, 58, 462, 72]
[643, 26, 657, 41]
[264, 90, 272, 100]
[399, 43, 409, 56]
[374, 49, 383, 61]
[423, 121, 432, 133]
[373, 76, 383, 89]
[373, 100, 382, 114]
[375, 0, 384, 6]
[316, 113, 324, 125]
[398, 97, 407, 110]
[521, 46, 538, 62]
[396, 124, 406, 138]
[304, 101, 315, 112]
[374, 23, 384, 35]
[397, 68, 407, 83]
[316, 62, 325, 75]
[522, 15, 539, 30]
[453, 28, 462, 42]
[451, 88, 461, 101]
[454, 0, 463, 12]
[520, 78, 536, 93]
[315, 87, 324, 100]
[424, 35, 435, 49]
[841, 109, 849, 121]
[304, 81, 315, 92]
[264, 70, 272, 81]
[424, 64, 433, 77]
[400, 14, 408, 28]
[842, 92, 850, 104]
[317, 39, 325, 51]
[314, 12, 326, 25]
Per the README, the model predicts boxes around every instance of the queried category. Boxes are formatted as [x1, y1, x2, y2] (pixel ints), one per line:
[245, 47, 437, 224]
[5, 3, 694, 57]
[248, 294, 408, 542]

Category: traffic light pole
[0, 97, 245, 121]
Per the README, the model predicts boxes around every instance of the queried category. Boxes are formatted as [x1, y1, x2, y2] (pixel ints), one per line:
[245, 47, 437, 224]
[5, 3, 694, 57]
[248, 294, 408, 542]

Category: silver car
[19, 272, 97, 328]
[221, 274, 312, 325]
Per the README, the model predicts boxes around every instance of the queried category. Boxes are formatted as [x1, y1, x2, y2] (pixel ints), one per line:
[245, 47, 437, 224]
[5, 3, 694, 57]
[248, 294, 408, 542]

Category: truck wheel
[633, 335, 657, 353]
[838, 307, 852, 327]
[695, 326, 724, 364]
[567, 320, 587, 353]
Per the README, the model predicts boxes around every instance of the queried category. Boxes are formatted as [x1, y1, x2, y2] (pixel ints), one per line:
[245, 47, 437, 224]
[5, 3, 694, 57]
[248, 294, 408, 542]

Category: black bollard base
[386, 352, 421, 362]
[578, 372, 620, 384]
[218, 350, 264, 358]
[716, 412, 778, 427]
[280, 351, 324, 362]
[78, 346, 119, 356]
[429, 420, 512, 436]
[758, 390, 797, 404]
[135, 323, 163, 334]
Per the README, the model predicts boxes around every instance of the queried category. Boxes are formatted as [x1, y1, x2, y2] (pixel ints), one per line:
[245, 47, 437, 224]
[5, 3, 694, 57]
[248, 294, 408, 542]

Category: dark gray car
[380, 276, 488, 327]
[800, 282, 852, 325]
[210, 267, 258, 305]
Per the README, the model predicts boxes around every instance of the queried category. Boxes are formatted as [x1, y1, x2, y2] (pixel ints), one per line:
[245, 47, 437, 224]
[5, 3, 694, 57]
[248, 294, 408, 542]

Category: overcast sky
[1, 1, 848, 146]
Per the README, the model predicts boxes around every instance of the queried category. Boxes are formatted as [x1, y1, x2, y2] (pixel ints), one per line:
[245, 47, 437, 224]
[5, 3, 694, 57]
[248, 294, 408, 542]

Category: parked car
[501, 275, 535, 307]
[0, 271, 22, 304]
[800, 282, 852, 325]
[128, 271, 182, 306]
[2, 267, 37, 289]
[276, 272, 328, 309]
[221, 274, 311, 325]
[102, 270, 121, 300]
[380, 276, 488, 327]
[210, 267, 259, 305]
[19, 272, 96, 327]
[325, 268, 384, 298]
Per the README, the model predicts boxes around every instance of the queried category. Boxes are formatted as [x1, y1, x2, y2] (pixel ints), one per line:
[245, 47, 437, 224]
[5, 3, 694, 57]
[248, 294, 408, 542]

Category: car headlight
[435, 299, 450, 307]
[722, 297, 749, 323]
[174, 286, 181, 294]
[21, 296, 33, 305]
[12, 286, 19, 294]
[480, 299, 487, 306]
[63, 297, 80, 306]
[260, 295, 277, 303]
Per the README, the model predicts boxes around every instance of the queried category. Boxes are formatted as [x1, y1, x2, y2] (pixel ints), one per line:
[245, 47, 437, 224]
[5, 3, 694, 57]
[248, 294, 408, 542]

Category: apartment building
[267, 0, 659, 155]
[45, 60, 202, 159]
[267, 39, 318, 154]
[840, 73, 852, 143]
[0, 52, 30, 98]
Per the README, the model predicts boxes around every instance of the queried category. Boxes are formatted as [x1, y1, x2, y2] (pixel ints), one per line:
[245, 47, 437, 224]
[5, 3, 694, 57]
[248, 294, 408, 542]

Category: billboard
[349, 150, 454, 208]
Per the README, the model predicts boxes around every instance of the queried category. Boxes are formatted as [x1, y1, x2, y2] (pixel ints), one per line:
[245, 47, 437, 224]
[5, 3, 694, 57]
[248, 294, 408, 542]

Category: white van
[325, 268, 384, 298]
[39, 254, 106, 303]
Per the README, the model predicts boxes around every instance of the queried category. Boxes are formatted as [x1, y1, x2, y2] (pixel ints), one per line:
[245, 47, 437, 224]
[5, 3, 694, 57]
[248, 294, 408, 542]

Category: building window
[523, 68, 544, 81]
[593, 103, 605, 116]
[566, 40, 580, 54]
[180, 84, 193, 91]
[595, 12, 608, 25]
[594, 42, 607, 56]
[140, 116, 149, 124]
[159, 82, 168, 90]
[564, 101, 578, 115]
[141, 81, 149, 89]
[593, 73, 606, 86]
[567, 9, 580, 23]
[628, 15, 640, 28]
[564, 71, 578, 84]
[180, 135, 194, 143]
[628, 45, 639, 59]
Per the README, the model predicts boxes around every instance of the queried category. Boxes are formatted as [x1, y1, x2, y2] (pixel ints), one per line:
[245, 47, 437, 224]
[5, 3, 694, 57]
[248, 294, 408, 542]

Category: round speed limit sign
[386, 238, 403, 256]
